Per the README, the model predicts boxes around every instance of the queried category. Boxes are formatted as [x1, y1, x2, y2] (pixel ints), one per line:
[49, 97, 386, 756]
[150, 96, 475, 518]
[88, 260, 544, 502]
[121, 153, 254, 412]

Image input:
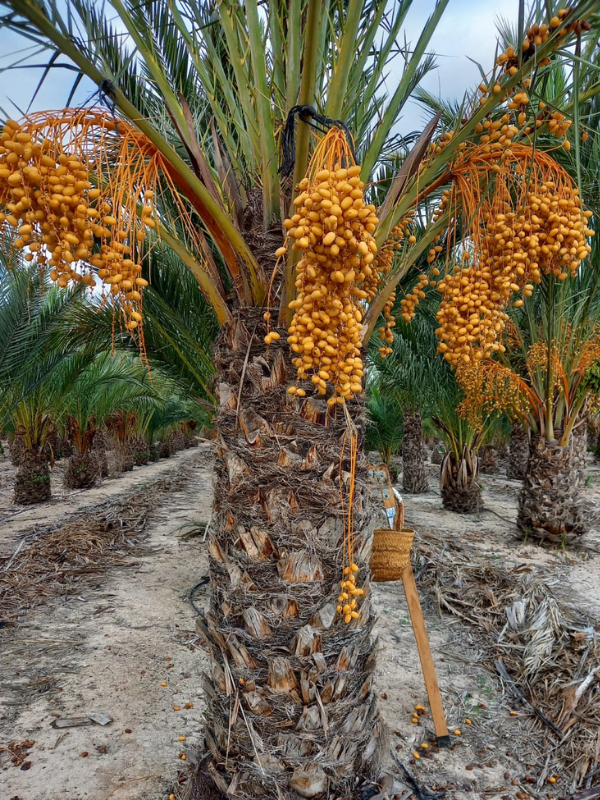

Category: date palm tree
[61, 351, 165, 487]
[0, 257, 91, 502]
[370, 311, 493, 511]
[370, 313, 440, 494]
[2, 1, 600, 794]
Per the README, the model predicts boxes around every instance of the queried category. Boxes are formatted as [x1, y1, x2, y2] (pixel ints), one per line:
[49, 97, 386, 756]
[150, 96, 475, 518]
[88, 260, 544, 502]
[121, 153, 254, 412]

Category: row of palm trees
[367, 251, 600, 544]
[0, 255, 209, 504]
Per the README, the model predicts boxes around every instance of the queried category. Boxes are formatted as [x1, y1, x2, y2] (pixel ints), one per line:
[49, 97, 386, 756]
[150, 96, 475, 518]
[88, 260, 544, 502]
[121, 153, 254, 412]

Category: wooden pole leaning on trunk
[369, 464, 450, 746]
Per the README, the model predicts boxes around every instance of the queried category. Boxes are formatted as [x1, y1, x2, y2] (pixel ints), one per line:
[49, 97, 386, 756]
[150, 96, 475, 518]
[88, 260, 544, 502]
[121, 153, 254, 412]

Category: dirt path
[1, 446, 212, 800]
[1, 447, 599, 800]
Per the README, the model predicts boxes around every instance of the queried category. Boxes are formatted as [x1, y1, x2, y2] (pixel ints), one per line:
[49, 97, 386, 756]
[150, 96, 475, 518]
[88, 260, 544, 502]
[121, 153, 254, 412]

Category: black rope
[279, 105, 356, 177]
[188, 576, 210, 616]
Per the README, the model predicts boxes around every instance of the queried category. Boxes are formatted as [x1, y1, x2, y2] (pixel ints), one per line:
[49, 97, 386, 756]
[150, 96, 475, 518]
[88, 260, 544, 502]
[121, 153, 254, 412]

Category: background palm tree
[2, 0, 600, 794]
[60, 351, 166, 487]
[0, 258, 92, 502]
[369, 312, 441, 494]
[369, 310, 495, 511]
[364, 385, 404, 480]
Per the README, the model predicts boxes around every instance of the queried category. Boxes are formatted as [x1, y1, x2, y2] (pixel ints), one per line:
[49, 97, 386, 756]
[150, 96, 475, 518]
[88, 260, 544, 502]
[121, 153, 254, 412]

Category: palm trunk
[184, 426, 199, 448]
[92, 431, 109, 478]
[63, 449, 98, 489]
[478, 445, 498, 474]
[173, 429, 186, 451]
[507, 423, 529, 480]
[198, 311, 383, 799]
[517, 433, 585, 544]
[131, 436, 151, 466]
[159, 434, 176, 458]
[9, 434, 25, 467]
[401, 409, 429, 494]
[115, 440, 134, 472]
[440, 447, 480, 513]
[587, 423, 596, 453]
[14, 448, 51, 504]
[57, 437, 73, 460]
[571, 414, 588, 484]
[430, 439, 444, 465]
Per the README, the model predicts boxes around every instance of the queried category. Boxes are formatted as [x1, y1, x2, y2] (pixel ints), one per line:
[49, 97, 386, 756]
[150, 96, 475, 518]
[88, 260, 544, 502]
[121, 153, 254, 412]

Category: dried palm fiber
[115, 440, 134, 472]
[414, 525, 600, 792]
[130, 435, 151, 466]
[430, 440, 444, 465]
[0, 462, 198, 627]
[105, 411, 137, 472]
[0, 110, 225, 341]
[13, 448, 51, 505]
[56, 436, 73, 460]
[91, 430, 109, 477]
[587, 421, 596, 451]
[401, 409, 429, 494]
[507, 422, 530, 480]
[199, 308, 383, 800]
[478, 444, 498, 474]
[8, 433, 25, 467]
[173, 429, 187, 452]
[571, 410, 589, 483]
[517, 433, 584, 543]
[159, 434, 176, 459]
[440, 446, 480, 514]
[63, 449, 98, 490]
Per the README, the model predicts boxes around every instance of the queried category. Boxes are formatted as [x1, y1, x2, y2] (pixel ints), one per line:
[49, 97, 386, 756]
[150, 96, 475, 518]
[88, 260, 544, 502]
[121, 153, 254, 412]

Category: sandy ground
[1, 444, 599, 800]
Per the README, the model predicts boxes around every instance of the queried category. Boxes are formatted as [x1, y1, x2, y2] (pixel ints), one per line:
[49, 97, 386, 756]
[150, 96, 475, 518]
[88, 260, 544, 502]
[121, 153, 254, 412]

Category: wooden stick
[401, 564, 450, 745]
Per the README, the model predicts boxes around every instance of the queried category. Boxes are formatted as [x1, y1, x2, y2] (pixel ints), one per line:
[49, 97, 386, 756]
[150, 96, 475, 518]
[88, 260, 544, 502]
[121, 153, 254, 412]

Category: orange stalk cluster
[434, 145, 593, 366]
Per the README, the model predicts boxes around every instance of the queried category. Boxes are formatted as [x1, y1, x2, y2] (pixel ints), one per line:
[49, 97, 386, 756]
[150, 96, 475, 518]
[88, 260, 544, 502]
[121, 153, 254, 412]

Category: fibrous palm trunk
[57, 437, 73, 460]
[571, 415, 588, 484]
[63, 450, 98, 489]
[440, 448, 480, 513]
[131, 436, 151, 466]
[173, 429, 186, 451]
[92, 431, 109, 478]
[115, 440, 134, 472]
[507, 423, 529, 480]
[198, 311, 383, 800]
[184, 431, 199, 449]
[517, 433, 584, 544]
[430, 439, 444, 465]
[159, 434, 176, 458]
[14, 448, 51, 504]
[401, 409, 429, 494]
[9, 434, 25, 467]
[478, 445, 498, 475]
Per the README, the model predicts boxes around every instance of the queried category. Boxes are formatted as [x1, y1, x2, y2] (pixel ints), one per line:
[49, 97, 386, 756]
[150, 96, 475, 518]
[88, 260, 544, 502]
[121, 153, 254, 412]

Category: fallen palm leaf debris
[413, 526, 600, 794]
[0, 462, 199, 627]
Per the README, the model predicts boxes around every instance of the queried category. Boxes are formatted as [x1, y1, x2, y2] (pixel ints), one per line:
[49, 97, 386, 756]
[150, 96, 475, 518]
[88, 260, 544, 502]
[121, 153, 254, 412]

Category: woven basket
[370, 527, 415, 582]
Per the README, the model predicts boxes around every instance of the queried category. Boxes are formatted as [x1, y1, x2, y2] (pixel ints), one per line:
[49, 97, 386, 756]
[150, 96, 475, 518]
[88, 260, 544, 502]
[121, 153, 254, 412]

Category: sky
[0, 0, 519, 131]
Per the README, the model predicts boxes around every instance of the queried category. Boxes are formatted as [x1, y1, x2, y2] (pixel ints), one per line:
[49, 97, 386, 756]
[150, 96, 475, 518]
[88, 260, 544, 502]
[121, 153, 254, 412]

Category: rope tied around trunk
[278, 106, 356, 177]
